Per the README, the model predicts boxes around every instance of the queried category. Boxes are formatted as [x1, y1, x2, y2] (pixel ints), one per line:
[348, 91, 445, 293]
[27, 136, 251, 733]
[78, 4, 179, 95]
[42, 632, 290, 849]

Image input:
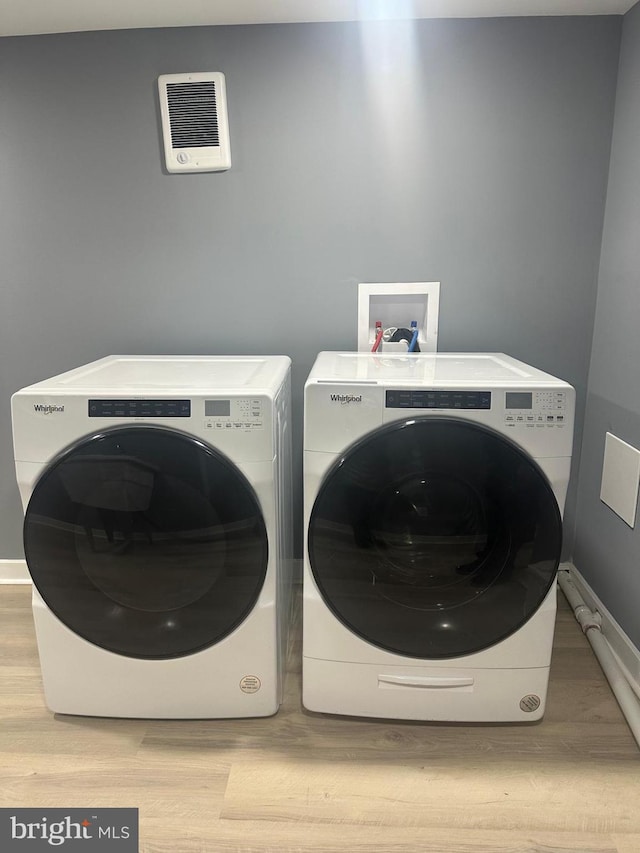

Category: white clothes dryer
[303, 352, 575, 722]
[12, 355, 292, 719]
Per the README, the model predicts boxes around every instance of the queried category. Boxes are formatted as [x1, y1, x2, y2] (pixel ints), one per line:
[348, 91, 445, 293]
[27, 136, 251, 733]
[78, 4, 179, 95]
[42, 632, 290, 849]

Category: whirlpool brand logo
[33, 404, 65, 415]
[329, 393, 362, 405]
[1, 809, 138, 851]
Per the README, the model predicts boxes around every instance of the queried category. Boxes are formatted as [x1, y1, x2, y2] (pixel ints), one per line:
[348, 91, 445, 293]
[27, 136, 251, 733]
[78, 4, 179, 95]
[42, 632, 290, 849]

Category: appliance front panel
[382, 385, 574, 459]
[304, 383, 384, 453]
[12, 392, 275, 463]
[307, 418, 563, 661]
[32, 588, 281, 718]
[302, 655, 551, 722]
[304, 380, 574, 459]
[23, 426, 269, 659]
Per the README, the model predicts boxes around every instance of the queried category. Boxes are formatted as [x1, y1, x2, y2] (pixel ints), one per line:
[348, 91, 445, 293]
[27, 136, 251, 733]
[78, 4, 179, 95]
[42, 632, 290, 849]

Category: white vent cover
[158, 72, 231, 173]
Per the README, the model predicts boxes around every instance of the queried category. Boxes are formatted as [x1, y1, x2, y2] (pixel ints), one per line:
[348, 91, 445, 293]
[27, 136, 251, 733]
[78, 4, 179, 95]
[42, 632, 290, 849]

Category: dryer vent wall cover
[158, 72, 231, 173]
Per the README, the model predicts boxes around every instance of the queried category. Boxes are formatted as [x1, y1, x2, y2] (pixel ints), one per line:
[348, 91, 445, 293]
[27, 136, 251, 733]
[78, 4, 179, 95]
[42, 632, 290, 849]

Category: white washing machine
[303, 352, 575, 722]
[11, 355, 292, 719]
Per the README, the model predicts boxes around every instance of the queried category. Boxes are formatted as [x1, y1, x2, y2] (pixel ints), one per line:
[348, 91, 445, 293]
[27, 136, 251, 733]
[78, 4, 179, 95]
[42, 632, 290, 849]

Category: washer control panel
[204, 398, 263, 431]
[504, 390, 568, 428]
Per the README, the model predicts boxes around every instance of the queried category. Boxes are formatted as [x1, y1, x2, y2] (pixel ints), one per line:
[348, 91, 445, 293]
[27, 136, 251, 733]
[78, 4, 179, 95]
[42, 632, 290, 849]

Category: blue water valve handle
[408, 321, 419, 353]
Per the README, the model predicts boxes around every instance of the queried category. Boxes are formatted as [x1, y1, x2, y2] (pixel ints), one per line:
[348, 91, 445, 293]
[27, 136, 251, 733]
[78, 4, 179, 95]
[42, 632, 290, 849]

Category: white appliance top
[18, 355, 291, 395]
[307, 352, 571, 388]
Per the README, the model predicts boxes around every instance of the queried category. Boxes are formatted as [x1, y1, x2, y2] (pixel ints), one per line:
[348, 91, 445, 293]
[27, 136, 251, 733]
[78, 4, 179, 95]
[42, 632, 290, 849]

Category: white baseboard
[563, 562, 640, 698]
[0, 559, 31, 584]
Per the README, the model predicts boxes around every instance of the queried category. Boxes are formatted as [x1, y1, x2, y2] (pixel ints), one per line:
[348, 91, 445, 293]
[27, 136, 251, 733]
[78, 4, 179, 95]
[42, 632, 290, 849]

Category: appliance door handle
[378, 674, 475, 689]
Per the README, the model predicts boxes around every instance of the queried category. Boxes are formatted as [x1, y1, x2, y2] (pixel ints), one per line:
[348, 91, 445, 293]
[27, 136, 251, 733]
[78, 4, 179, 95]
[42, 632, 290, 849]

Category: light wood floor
[1, 584, 638, 853]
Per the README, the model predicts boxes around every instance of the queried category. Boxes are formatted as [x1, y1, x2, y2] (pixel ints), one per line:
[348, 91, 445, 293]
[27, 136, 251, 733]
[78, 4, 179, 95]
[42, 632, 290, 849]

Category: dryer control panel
[203, 398, 264, 431]
[504, 390, 568, 428]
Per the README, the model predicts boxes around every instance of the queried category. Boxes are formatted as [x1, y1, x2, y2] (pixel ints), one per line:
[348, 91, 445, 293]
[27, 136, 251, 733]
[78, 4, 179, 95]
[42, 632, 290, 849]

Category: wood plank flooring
[0, 584, 638, 852]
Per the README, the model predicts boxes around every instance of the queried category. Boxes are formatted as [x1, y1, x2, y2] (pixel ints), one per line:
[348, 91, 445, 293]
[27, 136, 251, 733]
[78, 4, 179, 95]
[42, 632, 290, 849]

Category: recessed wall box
[158, 72, 231, 174]
[600, 432, 640, 528]
[357, 282, 440, 353]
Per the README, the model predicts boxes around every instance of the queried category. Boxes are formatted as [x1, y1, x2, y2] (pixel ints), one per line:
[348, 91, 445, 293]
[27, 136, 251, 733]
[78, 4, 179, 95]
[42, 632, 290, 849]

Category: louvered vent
[158, 72, 231, 173]
[167, 82, 219, 148]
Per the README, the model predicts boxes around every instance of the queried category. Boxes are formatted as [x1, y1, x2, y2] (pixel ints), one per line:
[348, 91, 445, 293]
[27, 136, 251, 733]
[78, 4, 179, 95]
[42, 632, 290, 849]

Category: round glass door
[24, 426, 268, 659]
[308, 418, 562, 659]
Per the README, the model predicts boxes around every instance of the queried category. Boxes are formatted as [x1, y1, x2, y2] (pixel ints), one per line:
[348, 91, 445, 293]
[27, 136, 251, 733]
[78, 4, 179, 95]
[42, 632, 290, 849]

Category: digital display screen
[505, 392, 533, 410]
[205, 400, 231, 417]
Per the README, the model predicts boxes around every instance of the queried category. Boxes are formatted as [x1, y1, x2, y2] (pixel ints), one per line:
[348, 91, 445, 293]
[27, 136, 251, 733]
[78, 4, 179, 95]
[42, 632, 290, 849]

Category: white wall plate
[600, 432, 640, 527]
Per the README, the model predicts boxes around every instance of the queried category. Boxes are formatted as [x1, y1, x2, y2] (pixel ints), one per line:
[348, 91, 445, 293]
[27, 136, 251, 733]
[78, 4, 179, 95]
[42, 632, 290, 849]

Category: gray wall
[0, 16, 621, 557]
[573, 2, 640, 648]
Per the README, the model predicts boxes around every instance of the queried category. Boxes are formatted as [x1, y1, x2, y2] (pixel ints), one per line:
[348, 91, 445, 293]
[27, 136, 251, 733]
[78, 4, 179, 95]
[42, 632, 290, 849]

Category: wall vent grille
[167, 82, 220, 148]
[158, 72, 231, 173]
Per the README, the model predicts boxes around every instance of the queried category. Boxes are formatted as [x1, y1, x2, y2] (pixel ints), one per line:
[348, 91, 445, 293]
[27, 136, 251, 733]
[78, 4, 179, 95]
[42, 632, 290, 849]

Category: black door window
[24, 427, 268, 659]
[308, 418, 562, 659]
